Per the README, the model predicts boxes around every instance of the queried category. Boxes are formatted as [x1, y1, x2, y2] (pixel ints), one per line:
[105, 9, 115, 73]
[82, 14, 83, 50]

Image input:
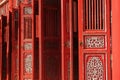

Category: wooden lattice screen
[84, 0, 104, 30]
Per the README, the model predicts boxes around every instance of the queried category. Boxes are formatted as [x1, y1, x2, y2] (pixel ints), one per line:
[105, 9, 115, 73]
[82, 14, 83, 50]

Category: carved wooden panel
[24, 7, 32, 15]
[84, 35, 105, 48]
[85, 54, 105, 80]
[24, 53, 32, 74]
[24, 43, 32, 50]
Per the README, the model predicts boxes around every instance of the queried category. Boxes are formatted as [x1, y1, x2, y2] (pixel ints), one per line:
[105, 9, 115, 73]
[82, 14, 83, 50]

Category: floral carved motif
[24, 43, 32, 50]
[24, 54, 32, 73]
[24, 7, 32, 15]
[86, 56, 104, 80]
[85, 36, 105, 48]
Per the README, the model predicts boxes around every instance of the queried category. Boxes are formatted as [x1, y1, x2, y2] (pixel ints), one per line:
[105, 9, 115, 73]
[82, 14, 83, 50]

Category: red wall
[112, 0, 120, 79]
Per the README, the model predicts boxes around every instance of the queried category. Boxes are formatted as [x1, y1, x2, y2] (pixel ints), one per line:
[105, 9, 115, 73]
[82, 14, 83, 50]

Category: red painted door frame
[39, 0, 43, 79]
[78, 0, 111, 80]
[61, 0, 73, 80]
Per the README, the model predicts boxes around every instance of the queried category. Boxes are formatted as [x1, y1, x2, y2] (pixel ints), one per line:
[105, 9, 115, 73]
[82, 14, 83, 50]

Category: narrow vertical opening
[72, 0, 78, 80]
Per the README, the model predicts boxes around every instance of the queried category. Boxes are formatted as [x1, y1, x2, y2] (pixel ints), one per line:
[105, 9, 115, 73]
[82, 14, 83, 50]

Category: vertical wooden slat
[39, 0, 43, 79]
[92, 0, 94, 30]
[100, 0, 102, 29]
[55, 10, 57, 36]
[84, 0, 86, 30]
[48, 9, 49, 36]
[53, 10, 55, 36]
[45, 9, 47, 37]
[96, 0, 98, 29]
[86, 0, 89, 30]
[94, 0, 97, 29]
[69, 0, 73, 79]
[29, 18, 32, 38]
[102, 0, 105, 30]
[46, 9, 48, 37]
[98, 0, 100, 29]
[52, 10, 54, 36]
[88, 0, 91, 29]
[96, 0, 99, 29]
[84, 0, 105, 30]
[46, 9, 49, 37]
[55, 10, 56, 36]
[44, 8, 46, 37]
[47, 9, 49, 36]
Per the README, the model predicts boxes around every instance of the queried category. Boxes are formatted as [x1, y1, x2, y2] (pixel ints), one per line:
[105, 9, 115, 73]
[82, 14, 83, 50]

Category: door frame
[61, 0, 73, 80]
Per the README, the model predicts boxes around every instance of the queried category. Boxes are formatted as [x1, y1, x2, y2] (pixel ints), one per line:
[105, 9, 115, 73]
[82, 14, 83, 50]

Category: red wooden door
[39, 0, 61, 80]
[20, 3, 34, 80]
[61, 0, 73, 80]
[78, 0, 111, 80]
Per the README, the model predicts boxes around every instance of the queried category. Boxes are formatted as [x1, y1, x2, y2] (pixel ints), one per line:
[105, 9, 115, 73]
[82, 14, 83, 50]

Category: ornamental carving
[85, 36, 105, 48]
[24, 7, 32, 15]
[24, 54, 32, 73]
[24, 43, 32, 50]
[86, 56, 104, 80]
